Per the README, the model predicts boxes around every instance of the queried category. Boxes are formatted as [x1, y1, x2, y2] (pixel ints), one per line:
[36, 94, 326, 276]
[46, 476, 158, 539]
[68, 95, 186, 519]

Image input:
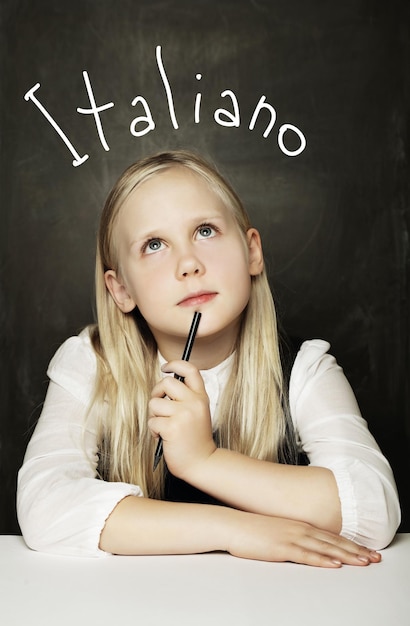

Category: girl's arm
[17, 334, 143, 558]
[99, 494, 380, 567]
[149, 363, 341, 532]
[174, 450, 342, 531]
[149, 343, 401, 549]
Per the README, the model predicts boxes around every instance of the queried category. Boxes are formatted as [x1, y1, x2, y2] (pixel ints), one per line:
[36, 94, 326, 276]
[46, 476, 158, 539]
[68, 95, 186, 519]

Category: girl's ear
[104, 270, 136, 313]
[246, 228, 264, 276]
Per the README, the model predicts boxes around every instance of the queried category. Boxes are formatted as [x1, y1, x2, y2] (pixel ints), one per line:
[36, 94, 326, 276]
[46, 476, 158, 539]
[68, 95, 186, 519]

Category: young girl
[17, 150, 400, 566]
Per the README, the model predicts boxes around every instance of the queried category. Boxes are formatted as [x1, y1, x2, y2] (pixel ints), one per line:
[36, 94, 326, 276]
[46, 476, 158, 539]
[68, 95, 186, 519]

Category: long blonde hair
[90, 150, 297, 499]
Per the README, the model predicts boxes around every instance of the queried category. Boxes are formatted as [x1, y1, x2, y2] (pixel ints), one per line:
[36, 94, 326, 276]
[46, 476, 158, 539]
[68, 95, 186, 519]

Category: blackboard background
[1, 0, 409, 536]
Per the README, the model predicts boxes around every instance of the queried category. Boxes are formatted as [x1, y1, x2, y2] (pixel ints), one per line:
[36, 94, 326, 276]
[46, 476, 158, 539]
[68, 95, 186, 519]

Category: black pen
[153, 311, 202, 471]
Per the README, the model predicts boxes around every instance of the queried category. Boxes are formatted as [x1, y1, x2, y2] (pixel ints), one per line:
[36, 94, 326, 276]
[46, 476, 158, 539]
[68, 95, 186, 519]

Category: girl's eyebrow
[128, 232, 158, 252]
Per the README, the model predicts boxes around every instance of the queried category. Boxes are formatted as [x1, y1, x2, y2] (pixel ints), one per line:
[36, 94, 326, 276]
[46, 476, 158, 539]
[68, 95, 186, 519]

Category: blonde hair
[89, 150, 297, 499]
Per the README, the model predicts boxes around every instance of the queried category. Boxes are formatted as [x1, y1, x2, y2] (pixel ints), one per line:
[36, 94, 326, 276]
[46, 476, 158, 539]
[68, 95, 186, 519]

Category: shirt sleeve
[17, 331, 143, 558]
[289, 339, 401, 550]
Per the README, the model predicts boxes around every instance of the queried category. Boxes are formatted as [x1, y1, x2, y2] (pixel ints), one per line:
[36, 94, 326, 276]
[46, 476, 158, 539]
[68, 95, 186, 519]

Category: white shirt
[17, 330, 401, 557]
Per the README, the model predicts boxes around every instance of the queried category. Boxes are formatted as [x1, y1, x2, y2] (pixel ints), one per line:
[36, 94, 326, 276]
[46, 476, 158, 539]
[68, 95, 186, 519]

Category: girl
[17, 150, 400, 566]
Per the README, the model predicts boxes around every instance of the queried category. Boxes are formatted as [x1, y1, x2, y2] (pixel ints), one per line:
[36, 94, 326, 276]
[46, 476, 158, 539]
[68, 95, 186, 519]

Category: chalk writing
[77, 71, 114, 152]
[24, 84, 89, 167]
[156, 44, 179, 130]
[24, 45, 307, 166]
[195, 74, 202, 124]
[130, 96, 155, 137]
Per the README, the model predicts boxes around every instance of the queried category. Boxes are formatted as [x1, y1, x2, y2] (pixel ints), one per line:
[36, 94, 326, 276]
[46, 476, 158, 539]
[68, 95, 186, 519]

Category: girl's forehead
[120, 167, 230, 221]
[131, 165, 217, 199]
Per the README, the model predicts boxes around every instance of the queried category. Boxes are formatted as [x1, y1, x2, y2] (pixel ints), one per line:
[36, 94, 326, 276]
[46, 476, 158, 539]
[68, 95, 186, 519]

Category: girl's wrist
[210, 505, 246, 555]
[171, 441, 218, 485]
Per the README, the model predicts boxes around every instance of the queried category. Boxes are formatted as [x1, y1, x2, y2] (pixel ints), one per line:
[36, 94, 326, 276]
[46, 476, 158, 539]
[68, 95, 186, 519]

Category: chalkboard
[1, 0, 409, 535]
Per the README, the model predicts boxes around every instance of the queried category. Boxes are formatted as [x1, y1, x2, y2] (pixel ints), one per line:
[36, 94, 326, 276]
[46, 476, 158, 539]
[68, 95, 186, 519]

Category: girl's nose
[176, 252, 205, 279]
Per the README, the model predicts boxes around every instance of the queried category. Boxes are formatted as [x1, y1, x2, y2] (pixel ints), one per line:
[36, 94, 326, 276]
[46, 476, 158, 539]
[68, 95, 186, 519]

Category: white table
[1, 534, 409, 625]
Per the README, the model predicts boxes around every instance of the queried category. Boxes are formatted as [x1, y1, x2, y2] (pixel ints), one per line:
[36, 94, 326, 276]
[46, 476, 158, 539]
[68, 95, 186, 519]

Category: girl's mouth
[178, 292, 217, 307]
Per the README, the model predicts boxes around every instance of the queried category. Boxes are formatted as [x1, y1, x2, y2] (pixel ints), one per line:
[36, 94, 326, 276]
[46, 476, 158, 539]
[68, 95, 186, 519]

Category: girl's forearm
[99, 496, 232, 555]
[183, 449, 342, 533]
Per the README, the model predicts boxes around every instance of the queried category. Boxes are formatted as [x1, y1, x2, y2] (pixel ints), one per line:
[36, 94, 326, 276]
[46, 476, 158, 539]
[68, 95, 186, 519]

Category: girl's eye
[196, 224, 218, 240]
[143, 238, 164, 254]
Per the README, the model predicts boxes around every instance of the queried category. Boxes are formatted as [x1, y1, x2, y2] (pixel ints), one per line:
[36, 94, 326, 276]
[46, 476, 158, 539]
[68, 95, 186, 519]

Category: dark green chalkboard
[1, 0, 409, 534]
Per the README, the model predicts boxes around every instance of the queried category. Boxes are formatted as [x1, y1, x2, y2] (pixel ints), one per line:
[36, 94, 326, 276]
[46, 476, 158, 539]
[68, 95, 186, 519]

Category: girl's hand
[148, 360, 216, 478]
[227, 511, 382, 567]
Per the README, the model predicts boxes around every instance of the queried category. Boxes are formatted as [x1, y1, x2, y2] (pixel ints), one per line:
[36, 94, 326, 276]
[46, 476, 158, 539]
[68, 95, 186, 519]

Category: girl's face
[105, 166, 263, 364]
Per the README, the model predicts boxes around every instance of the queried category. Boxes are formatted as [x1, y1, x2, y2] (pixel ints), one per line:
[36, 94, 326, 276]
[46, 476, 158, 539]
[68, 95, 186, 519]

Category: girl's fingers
[161, 360, 206, 392]
[148, 415, 169, 439]
[151, 376, 187, 401]
[150, 372, 201, 403]
[295, 535, 380, 567]
[314, 530, 381, 562]
[289, 526, 380, 566]
[149, 396, 175, 417]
